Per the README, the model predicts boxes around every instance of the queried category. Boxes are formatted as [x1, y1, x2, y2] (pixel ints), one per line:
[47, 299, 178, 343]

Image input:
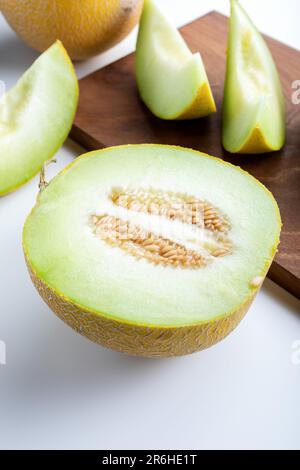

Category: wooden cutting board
[71, 11, 300, 299]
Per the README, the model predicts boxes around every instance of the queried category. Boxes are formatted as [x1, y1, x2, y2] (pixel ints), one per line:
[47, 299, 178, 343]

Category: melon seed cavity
[92, 188, 233, 269]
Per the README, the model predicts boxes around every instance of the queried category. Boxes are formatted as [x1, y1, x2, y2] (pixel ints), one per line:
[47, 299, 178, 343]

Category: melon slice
[23, 145, 281, 357]
[0, 41, 78, 196]
[222, 0, 285, 154]
[135, 0, 216, 120]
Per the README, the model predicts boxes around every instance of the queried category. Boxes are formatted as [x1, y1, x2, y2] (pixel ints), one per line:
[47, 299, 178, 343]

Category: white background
[0, 0, 300, 450]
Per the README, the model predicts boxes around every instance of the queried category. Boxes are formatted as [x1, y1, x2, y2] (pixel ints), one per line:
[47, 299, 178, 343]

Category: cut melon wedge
[0, 41, 78, 196]
[222, 0, 285, 154]
[23, 144, 281, 357]
[135, 0, 216, 120]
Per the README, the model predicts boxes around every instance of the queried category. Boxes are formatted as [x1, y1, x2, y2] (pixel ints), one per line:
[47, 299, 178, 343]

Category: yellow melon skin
[175, 82, 217, 120]
[25, 258, 259, 358]
[0, 0, 144, 60]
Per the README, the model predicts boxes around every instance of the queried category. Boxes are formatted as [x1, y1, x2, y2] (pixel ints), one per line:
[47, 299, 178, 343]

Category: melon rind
[26, 258, 255, 358]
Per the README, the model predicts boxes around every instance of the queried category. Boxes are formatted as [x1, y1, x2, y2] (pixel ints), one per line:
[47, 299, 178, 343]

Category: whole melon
[0, 0, 144, 60]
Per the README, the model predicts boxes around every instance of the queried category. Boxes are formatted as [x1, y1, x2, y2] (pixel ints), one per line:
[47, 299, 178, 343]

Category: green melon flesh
[222, 0, 285, 154]
[23, 144, 281, 328]
[135, 0, 216, 120]
[0, 41, 78, 196]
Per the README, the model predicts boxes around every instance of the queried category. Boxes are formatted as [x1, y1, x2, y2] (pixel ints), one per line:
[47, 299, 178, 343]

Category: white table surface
[0, 0, 299, 450]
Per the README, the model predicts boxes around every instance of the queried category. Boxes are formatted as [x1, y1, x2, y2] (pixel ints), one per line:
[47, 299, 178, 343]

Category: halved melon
[23, 145, 281, 357]
[135, 0, 216, 120]
[222, 0, 285, 154]
[0, 41, 78, 196]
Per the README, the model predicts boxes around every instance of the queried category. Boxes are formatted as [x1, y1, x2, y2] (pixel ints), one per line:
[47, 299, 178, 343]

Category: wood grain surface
[71, 12, 300, 299]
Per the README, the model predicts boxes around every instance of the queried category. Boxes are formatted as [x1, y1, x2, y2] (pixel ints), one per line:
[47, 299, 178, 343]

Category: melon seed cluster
[111, 188, 231, 233]
[92, 188, 233, 269]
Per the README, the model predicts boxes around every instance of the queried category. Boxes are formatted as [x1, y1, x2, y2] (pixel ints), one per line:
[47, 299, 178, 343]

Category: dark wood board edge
[70, 125, 105, 151]
[269, 262, 300, 300]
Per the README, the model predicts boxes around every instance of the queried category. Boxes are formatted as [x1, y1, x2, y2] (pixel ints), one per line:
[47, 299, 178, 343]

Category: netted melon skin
[26, 258, 256, 358]
[1, 0, 144, 60]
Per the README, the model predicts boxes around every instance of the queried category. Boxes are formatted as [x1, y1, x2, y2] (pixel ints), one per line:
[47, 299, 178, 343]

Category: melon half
[23, 145, 281, 357]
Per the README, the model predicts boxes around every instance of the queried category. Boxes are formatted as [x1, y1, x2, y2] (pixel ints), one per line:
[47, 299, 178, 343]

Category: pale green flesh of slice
[136, 0, 212, 119]
[0, 42, 78, 195]
[23, 145, 281, 327]
[222, 0, 285, 153]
